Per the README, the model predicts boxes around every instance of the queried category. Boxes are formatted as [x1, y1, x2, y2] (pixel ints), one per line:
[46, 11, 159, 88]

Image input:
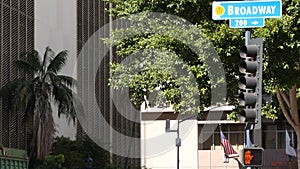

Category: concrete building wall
[198, 150, 242, 169]
[141, 119, 198, 169]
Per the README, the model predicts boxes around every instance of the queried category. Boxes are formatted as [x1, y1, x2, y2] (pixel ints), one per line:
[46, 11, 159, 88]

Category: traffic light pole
[245, 28, 251, 46]
[244, 28, 263, 168]
[245, 28, 252, 169]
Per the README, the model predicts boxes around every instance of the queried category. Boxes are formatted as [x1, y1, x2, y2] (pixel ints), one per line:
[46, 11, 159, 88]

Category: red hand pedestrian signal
[243, 148, 264, 167]
[244, 150, 254, 164]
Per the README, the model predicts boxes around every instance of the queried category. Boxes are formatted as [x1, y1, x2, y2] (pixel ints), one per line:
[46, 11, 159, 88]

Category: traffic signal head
[239, 45, 258, 59]
[238, 92, 256, 107]
[243, 147, 264, 167]
[239, 109, 257, 122]
[239, 76, 257, 90]
[238, 45, 259, 123]
[165, 119, 170, 132]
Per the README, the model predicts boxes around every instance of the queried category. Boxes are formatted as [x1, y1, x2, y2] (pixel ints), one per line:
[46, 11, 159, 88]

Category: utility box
[0, 148, 28, 169]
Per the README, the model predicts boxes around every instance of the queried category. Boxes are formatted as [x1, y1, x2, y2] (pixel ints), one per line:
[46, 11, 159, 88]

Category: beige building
[140, 104, 296, 169]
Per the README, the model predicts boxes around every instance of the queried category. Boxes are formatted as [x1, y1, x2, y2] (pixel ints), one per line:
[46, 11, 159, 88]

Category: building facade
[76, 0, 140, 168]
[0, 0, 34, 150]
[140, 105, 297, 169]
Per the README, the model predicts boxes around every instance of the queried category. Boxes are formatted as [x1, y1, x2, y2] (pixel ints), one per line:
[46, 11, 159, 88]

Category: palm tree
[0, 47, 81, 160]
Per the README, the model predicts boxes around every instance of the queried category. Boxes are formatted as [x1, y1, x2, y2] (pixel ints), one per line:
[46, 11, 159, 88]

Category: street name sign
[229, 18, 265, 28]
[212, 0, 282, 20]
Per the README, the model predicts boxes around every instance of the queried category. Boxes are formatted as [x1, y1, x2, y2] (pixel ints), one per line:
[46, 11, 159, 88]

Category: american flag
[220, 130, 239, 158]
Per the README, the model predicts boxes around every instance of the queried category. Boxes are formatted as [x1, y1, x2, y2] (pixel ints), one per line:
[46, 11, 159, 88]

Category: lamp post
[165, 114, 198, 169]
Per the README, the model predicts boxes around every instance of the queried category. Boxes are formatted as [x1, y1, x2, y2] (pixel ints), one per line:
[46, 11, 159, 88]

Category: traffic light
[238, 44, 259, 123]
[243, 147, 264, 167]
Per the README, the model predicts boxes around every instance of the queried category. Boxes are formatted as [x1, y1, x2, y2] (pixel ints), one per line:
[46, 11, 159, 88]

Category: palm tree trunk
[31, 95, 55, 160]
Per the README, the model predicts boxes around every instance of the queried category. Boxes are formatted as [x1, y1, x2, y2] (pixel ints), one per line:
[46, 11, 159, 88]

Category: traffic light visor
[239, 60, 258, 74]
[239, 76, 257, 90]
[240, 45, 258, 59]
[239, 92, 257, 107]
[239, 109, 257, 122]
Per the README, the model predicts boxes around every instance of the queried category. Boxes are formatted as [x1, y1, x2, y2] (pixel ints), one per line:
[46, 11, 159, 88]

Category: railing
[0, 148, 28, 169]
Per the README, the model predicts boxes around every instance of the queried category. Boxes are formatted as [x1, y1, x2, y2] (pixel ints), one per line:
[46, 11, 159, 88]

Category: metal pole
[177, 114, 197, 169]
[166, 115, 196, 169]
[246, 128, 252, 169]
[245, 28, 251, 45]
[245, 28, 252, 169]
[177, 120, 180, 169]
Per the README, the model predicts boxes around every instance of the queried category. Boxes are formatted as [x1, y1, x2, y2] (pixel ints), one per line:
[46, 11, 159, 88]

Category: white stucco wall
[141, 119, 198, 169]
[35, 0, 77, 140]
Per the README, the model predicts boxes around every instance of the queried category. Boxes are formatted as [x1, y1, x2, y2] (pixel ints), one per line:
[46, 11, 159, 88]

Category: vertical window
[198, 124, 245, 150]
[262, 124, 293, 149]
[262, 124, 276, 149]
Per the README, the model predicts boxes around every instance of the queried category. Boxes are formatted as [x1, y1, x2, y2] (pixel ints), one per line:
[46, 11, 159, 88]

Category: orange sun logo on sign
[244, 150, 254, 164]
[215, 6, 225, 16]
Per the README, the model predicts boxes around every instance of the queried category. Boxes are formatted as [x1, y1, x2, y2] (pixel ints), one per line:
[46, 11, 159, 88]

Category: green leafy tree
[105, 1, 229, 116]
[46, 136, 115, 169]
[0, 47, 81, 160]
[252, 0, 300, 166]
[105, 0, 300, 166]
[37, 154, 66, 169]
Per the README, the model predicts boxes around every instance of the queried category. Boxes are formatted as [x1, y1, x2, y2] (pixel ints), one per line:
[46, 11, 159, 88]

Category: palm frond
[14, 60, 38, 73]
[47, 50, 68, 74]
[24, 50, 43, 71]
[54, 87, 71, 116]
[23, 94, 36, 123]
[0, 78, 27, 97]
[58, 75, 78, 87]
[13, 79, 34, 111]
[52, 82, 80, 123]
[0, 78, 34, 120]
[47, 72, 77, 87]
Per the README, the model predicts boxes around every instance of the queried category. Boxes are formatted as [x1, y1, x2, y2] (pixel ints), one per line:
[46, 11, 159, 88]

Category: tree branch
[281, 89, 291, 108]
[276, 86, 297, 128]
[290, 85, 299, 126]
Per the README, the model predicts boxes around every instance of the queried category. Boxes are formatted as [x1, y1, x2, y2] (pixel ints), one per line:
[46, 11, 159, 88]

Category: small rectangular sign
[230, 18, 265, 28]
[212, 0, 282, 20]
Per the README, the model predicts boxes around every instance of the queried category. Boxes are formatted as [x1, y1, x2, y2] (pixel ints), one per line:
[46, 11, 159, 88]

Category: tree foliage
[105, 4, 229, 116]
[105, 0, 300, 110]
[250, 0, 300, 120]
[106, 0, 300, 166]
[37, 154, 66, 169]
[254, 0, 300, 90]
[32, 136, 117, 169]
[253, 0, 300, 166]
[0, 47, 82, 160]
